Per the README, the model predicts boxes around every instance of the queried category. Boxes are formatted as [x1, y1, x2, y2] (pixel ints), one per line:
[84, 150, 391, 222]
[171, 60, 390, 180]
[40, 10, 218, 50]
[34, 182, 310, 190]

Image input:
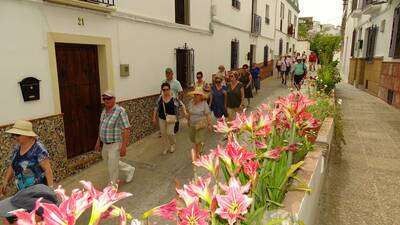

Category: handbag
[194, 118, 208, 130]
[162, 98, 177, 124]
[193, 102, 208, 130]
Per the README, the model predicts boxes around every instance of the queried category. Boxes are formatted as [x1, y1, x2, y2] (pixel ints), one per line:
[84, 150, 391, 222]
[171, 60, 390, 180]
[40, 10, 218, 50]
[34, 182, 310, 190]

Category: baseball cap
[102, 90, 115, 98]
[0, 184, 59, 218]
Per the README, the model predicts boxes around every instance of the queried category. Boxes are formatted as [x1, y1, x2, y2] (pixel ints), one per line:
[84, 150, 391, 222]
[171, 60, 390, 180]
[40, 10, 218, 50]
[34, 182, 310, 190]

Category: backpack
[294, 63, 307, 76]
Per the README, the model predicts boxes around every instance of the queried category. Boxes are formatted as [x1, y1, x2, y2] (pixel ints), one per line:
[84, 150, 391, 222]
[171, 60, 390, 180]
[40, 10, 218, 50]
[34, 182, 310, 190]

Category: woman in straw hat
[186, 90, 212, 165]
[0, 120, 53, 196]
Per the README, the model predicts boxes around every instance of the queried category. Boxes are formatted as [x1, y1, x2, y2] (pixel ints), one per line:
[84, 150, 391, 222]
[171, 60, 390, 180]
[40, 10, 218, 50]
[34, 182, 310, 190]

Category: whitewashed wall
[0, 0, 298, 125]
[341, 1, 400, 81]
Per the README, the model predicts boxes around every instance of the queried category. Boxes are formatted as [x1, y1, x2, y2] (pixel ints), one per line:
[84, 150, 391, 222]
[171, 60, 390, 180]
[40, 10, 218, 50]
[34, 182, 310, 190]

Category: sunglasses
[162, 88, 170, 91]
[102, 97, 113, 101]
[215, 80, 222, 83]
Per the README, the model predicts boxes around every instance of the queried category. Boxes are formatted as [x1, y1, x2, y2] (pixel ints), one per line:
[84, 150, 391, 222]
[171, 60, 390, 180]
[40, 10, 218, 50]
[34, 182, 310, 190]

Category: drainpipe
[274, 0, 279, 59]
[209, 0, 215, 34]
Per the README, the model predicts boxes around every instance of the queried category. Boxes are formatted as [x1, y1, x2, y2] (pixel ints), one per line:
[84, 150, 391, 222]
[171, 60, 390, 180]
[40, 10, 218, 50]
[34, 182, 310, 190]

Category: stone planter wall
[0, 94, 159, 191]
[270, 117, 335, 224]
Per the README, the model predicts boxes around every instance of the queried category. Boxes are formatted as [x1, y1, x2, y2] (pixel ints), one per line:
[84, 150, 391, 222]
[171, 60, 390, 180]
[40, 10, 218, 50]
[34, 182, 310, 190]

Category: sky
[299, 0, 343, 26]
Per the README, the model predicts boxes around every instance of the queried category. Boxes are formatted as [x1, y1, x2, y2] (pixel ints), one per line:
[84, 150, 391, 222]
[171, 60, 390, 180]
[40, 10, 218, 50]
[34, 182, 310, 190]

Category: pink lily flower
[38, 201, 71, 225]
[264, 147, 283, 159]
[243, 161, 259, 180]
[255, 113, 272, 136]
[215, 178, 253, 225]
[243, 112, 256, 131]
[214, 117, 233, 133]
[225, 139, 254, 166]
[37, 188, 92, 225]
[10, 199, 41, 225]
[285, 144, 299, 153]
[228, 111, 246, 130]
[89, 185, 133, 225]
[143, 199, 178, 221]
[219, 177, 251, 194]
[213, 145, 232, 169]
[193, 152, 219, 176]
[176, 187, 199, 206]
[255, 140, 268, 149]
[186, 176, 213, 205]
[178, 201, 209, 225]
[119, 207, 127, 225]
[80, 181, 102, 199]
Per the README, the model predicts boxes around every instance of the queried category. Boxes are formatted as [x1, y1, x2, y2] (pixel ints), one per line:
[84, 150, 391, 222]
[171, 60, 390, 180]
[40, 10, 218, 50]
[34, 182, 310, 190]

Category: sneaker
[169, 145, 176, 153]
[126, 167, 135, 183]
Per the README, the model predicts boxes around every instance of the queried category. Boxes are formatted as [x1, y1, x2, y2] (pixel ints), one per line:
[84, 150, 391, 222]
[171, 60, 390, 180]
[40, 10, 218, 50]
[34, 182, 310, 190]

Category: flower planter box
[264, 117, 334, 224]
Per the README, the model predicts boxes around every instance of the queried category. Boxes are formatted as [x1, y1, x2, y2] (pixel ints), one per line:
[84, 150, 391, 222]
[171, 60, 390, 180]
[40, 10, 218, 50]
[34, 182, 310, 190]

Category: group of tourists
[0, 63, 264, 224]
[153, 64, 263, 164]
[276, 51, 317, 91]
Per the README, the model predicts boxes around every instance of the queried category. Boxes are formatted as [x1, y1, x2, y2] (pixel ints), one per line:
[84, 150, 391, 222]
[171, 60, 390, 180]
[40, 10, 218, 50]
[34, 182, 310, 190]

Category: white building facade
[341, 0, 400, 107]
[0, 0, 299, 177]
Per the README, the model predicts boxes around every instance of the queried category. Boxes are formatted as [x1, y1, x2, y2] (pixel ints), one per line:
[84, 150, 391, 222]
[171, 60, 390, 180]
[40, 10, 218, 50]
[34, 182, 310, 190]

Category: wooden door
[250, 44, 256, 66]
[55, 43, 101, 158]
[176, 48, 194, 89]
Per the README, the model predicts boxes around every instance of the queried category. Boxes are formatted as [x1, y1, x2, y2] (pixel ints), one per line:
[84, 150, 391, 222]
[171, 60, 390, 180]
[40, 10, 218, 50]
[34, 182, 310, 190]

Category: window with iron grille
[389, 5, 400, 59]
[365, 25, 378, 62]
[232, 0, 241, 10]
[351, 29, 357, 57]
[231, 40, 240, 69]
[264, 45, 269, 66]
[351, 0, 358, 11]
[265, 4, 270, 24]
[279, 39, 283, 56]
[286, 42, 289, 54]
[175, 0, 190, 25]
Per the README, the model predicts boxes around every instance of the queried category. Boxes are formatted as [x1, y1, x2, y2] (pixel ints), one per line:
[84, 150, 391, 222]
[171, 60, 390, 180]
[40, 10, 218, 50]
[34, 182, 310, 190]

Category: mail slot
[19, 77, 40, 102]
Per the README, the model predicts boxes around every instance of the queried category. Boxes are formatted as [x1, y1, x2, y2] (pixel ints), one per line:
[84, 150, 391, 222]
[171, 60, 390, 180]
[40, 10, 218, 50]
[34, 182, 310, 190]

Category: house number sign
[78, 17, 85, 26]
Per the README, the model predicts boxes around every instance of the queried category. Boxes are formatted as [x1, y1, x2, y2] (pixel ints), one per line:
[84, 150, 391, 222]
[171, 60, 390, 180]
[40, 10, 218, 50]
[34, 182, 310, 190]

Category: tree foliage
[310, 34, 341, 65]
[298, 23, 309, 40]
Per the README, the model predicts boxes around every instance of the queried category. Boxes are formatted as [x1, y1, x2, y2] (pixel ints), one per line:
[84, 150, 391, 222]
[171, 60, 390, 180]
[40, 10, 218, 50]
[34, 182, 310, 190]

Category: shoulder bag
[162, 98, 177, 124]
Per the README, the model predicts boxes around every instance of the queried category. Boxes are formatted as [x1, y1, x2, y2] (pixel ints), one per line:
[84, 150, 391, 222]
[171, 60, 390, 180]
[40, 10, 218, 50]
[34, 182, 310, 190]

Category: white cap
[102, 90, 115, 98]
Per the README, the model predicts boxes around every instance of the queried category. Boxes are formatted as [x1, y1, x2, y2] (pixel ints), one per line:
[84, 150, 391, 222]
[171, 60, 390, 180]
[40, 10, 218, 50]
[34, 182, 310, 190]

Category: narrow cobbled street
[317, 83, 400, 225]
[59, 75, 291, 224]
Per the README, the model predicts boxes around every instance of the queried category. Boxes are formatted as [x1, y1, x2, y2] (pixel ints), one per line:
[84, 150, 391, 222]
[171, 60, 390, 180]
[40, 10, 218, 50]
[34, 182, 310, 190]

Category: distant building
[300, 17, 341, 37]
[299, 16, 314, 30]
[341, 0, 400, 107]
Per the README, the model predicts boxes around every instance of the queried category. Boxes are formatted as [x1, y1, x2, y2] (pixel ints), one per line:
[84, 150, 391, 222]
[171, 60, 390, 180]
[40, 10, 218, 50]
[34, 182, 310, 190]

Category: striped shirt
[99, 105, 130, 143]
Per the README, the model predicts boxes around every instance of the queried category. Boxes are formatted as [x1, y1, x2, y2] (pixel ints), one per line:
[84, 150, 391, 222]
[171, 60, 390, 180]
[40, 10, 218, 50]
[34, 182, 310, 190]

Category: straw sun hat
[188, 90, 207, 97]
[6, 120, 37, 137]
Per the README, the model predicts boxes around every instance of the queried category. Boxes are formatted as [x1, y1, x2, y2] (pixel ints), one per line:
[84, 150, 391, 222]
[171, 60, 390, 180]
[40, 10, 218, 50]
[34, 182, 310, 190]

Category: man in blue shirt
[250, 64, 261, 94]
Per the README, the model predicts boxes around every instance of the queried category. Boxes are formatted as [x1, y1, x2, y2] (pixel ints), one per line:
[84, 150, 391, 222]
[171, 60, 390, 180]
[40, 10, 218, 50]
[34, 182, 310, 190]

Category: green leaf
[245, 207, 266, 225]
[264, 218, 286, 225]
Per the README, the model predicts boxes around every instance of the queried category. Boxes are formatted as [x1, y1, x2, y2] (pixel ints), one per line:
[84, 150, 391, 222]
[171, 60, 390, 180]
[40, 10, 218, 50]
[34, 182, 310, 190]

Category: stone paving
[58, 75, 291, 224]
[317, 83, 400, 225]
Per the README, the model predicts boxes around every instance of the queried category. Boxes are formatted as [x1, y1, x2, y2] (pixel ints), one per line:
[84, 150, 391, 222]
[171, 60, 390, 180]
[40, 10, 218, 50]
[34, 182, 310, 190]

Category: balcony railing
[81, 0, 115, 6]
[288, 24, 294, 37]
[362, 0, 383, 14]
[251, 14, 262, 35]
[45, 0, 115, 12]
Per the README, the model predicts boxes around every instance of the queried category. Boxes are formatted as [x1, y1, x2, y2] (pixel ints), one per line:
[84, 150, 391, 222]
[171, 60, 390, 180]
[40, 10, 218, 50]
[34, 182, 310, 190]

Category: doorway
[250, 44, 256, 66]
[176, 44, 194, 89]
[55, 43, 102, 158]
